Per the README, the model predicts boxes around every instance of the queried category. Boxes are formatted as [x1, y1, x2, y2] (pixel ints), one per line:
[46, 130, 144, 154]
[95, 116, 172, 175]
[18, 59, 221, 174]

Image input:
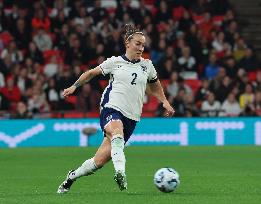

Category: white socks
[111, 134, 125, 173]
[68, 135, 125, 181]
[69, 158, 98, 180]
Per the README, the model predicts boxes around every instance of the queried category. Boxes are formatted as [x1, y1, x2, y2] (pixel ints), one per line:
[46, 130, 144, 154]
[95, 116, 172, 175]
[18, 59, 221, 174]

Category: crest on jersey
[141, 65, 148, 73]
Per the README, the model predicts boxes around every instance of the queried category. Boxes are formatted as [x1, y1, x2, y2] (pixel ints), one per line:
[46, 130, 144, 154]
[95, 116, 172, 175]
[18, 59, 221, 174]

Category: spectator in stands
[27, 87, 50, 114]
[222, 9, 235, 30]
[45, 78, 60, 110]
[229, 85, 240, 100]
[27, 62, 43, 82]
[195, 78, 210, 103]
[65, 37, 87, 65]
[16, 68, 33, 94]
[155, 0, 172, 24]
[73, 6, 88, 26]
[151, 38, 166, 67]
[32, 8, 51, 31]
[132, 0, 152, 25]
[164, 19, 179, 44]
[25, 41, 44, 64]
[224, 20, 238, 46]
[158, 58, 174, 79]
[177, 76, 192, 95]
[0, 76, 21, 109]
[239, 83, 255, 109]
[219, 92, 241, 116]
[212, 31, 227, 57]
[209, 66, 226, 95]
[106, 29, 124, 57]
[56, 65, 72, 88]
[54, 24, 70, 50]
[235, 68, 249, 93]
[201, 91, 221, 117]
[90, 0, 108, 24]
[233, 37, 247, 62]
[68, 0, 83, 19]
[33, 28, 53, 52]
[115, 0, 135, 22]
[238, 47, 259, 72]
[56, 68, 75, 110]
[205, 53, 220, 79]
[164, 45, 176, 63]
[44, 55, 58, 78]
[0, 55, 12, 77]
[223, 56, 238, 79]
[198, 12, 214, 40]
[166, 71, 179, 100]
[51, 10, 69, 33]
[49, 0, 70, 19]
[171, 88, 187, 117]
[1, 40, 23, 64]
[216, 76, 233, 102]
[185, 24, 201, 61]
[13, 18, 31, 49]
[240, 104, 256, 117]
[11, 63, 21, 81]
[11, 101, 32, 119]
[174, 37, 186, 59]
[76, 83, 100, 112]
[96, 18, 114, 40]
[179, 10, 194, 33]
[198, 36, 211, 65]
[177, 46, 197, 76]
[184, 93, 199, 117]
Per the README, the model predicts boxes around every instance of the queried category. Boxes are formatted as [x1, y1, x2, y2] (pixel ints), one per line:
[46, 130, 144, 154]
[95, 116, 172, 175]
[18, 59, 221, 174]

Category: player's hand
[163, 100, 175, 117]
[63, 86, 76, 97]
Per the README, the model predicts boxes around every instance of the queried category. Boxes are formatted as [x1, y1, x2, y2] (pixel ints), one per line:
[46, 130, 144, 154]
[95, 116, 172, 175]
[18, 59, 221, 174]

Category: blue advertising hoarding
[0, 117, 260, 148]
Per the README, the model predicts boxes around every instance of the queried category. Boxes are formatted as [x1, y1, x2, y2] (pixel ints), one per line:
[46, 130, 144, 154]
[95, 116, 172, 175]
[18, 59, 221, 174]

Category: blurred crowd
[0, 0, 260, 119]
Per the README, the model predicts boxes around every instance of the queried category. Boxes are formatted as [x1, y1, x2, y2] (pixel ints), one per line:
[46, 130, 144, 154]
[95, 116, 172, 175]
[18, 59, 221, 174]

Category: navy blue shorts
[100, 107, 137, 142]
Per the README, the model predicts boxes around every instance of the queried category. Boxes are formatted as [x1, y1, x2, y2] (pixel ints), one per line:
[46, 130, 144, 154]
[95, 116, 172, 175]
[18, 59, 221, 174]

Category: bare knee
[93, 138, 112, 168]
[106, 128, 123, 139]
[94, 156, 110, 168]
[105, 121, 124, 140]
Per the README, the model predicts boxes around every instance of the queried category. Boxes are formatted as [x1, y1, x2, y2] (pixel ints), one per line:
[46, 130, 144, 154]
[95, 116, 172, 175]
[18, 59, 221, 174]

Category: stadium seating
[185, 79, 202, 94]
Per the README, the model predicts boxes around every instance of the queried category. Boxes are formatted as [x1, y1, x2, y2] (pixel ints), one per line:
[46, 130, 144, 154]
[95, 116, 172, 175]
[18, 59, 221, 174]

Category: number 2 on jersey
[131, 73, 137, 85]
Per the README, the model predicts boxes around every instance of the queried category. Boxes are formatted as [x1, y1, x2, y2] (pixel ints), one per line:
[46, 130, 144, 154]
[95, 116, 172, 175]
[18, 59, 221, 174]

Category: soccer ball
[153, 167, 180, 193]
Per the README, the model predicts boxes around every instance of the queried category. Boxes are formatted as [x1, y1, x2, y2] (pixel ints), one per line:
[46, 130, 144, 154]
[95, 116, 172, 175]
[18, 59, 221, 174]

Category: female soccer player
[57, 24, 175, 193]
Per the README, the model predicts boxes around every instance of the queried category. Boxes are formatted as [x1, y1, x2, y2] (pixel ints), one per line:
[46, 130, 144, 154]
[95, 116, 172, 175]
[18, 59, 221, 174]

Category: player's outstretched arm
[63, 66, 102, 97]
[147, 80, 175, 117]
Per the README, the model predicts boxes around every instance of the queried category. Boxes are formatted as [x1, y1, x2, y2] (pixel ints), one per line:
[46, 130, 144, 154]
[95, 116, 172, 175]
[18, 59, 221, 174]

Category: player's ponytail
[123, 24, 144, 43]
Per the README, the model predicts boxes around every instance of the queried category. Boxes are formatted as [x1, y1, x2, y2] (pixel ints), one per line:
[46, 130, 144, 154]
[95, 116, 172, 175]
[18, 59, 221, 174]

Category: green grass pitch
[0, 146, 261, 204]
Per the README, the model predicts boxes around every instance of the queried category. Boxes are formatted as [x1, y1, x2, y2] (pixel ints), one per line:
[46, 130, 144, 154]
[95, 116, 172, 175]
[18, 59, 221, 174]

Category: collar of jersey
[121, 55, 141, 64]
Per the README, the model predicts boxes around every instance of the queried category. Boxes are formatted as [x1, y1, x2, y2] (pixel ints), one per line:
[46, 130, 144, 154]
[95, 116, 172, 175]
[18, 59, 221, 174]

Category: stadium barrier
[0, 117, 260, 148]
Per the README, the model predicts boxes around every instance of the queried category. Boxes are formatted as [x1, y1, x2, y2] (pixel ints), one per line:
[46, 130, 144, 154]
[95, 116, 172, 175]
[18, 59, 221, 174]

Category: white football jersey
[99, 55, 158, 121]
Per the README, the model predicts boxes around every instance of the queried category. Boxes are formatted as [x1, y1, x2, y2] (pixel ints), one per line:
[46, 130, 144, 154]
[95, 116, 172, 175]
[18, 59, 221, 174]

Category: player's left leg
[104, 120, 127, 190]
[57, 138, 111, 194]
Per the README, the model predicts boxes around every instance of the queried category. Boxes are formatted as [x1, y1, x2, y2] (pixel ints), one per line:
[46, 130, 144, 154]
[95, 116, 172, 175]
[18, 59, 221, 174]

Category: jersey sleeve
[147, 60, 158, 83]
[99, 57, 116, 76]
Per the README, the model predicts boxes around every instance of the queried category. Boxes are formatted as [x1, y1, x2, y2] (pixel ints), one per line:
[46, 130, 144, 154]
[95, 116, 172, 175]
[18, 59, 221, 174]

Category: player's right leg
[57, 138, 111, 194]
